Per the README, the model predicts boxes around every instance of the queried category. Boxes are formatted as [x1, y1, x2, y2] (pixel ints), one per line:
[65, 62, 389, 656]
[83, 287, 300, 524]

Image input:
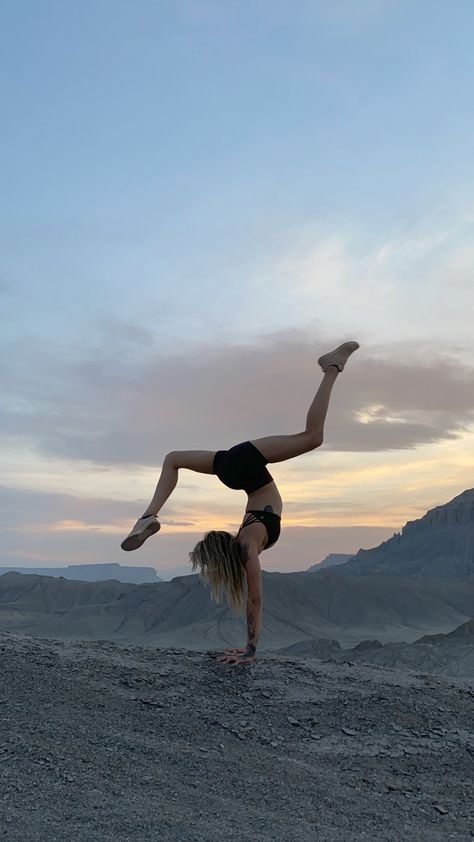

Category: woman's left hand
[220, 647, 247, 655]
[216, 651, 256, 665]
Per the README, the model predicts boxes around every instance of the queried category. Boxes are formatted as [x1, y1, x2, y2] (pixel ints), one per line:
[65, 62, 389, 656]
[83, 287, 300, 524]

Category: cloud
[1, 215, 474, 473]
[263, 216, 474, 347]
[0, 329, 473, 468]
[0, 484, 397, 575]
[0, 483, 236, 534]
[0, 484, 136, 527]
[1, 424, 472, 575]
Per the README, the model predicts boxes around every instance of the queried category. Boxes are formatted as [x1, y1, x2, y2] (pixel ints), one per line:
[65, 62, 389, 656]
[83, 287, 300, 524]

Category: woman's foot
[120, 514, 160, 552]
[317, 341, 360, 373]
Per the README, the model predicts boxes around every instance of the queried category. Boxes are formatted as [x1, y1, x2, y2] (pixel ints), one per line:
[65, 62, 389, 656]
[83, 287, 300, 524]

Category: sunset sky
[1, 1, 474, 579]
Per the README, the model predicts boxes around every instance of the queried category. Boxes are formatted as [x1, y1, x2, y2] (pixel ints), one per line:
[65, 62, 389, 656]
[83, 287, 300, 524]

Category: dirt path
[1, 632, 473, 841]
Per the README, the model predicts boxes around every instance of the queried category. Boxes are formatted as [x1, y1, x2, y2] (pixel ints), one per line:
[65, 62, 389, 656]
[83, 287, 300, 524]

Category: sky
[1, 0, 474, 579]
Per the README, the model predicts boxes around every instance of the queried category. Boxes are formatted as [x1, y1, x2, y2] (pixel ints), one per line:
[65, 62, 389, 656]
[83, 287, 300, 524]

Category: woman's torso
[213, 443, 283, 553]
[238, 480, 283, 554]
[247, 479, 282, 515]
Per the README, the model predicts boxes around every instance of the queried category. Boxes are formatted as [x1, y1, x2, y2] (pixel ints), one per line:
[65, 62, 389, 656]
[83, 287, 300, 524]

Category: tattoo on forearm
[240, 542, 249, 566]
[246, 602, 260, 659]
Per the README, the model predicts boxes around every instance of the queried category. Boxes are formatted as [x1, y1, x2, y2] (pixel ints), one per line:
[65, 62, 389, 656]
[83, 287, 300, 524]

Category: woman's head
[189, 530, 246, 616]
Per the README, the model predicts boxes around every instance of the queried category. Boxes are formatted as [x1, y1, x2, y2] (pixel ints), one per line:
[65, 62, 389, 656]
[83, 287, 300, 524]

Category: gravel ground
[1, 631, 473, 842]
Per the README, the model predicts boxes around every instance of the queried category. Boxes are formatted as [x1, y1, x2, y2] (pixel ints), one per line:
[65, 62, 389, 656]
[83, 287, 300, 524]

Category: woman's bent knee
[308, 433, 323, 449]
[164, 451, 178, 467]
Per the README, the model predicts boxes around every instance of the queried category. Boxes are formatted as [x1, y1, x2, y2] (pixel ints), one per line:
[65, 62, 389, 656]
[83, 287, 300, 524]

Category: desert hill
[1, 569, 473, 650]
[278, 618, 474, 679]
[306, 553, 354, 572]
[416, 617, 474, 644]
[0, 563, 161, 584]
[329, 488, 474, 579]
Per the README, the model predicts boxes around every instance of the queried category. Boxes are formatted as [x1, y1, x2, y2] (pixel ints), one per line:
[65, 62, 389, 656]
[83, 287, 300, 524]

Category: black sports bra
[237, 508, 281, 551]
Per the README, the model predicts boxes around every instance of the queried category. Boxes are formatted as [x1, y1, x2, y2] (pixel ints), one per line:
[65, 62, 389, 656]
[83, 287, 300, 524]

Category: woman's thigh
[169, 450, 216, 474]
[250, 432, 319, 463]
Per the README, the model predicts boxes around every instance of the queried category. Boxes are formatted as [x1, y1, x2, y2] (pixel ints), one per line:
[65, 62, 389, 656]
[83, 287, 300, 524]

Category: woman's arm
[241, 542, 262, 657]
[215, 541, 262, 664]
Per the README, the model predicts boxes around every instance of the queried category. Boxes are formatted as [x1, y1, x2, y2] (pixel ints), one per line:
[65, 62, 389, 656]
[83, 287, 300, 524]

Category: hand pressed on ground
[216, 652, 256, 665]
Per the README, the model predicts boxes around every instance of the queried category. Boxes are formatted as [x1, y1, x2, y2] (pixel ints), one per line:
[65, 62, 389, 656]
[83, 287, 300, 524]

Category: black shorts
[213, 441, 274, 495]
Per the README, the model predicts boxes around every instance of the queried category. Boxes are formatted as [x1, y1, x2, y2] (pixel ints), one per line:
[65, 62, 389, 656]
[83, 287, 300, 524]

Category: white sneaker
[318, 341, 360, 373]
[121, 515, 160, 552]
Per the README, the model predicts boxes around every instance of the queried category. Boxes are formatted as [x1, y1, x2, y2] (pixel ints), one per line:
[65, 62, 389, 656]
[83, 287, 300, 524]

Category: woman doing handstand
[121, 341, 359, 665]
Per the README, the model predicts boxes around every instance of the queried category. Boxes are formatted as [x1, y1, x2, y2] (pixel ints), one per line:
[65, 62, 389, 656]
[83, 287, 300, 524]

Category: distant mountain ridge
[2, 488, 473, 656]
[307, 553, 354, 572]
[0, 563, 161, 584]
[1, 569, 473, 650]
[326, 488, 474, 580]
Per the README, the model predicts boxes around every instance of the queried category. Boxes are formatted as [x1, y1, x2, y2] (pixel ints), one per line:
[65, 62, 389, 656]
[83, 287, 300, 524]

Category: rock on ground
[1, 632, 473, 842]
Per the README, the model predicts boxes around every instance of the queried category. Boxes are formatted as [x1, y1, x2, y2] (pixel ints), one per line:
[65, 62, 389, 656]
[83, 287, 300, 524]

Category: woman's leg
[141, 450, 216, 517]
[122, 450, 216, 550]
[251, 366, 339, 463]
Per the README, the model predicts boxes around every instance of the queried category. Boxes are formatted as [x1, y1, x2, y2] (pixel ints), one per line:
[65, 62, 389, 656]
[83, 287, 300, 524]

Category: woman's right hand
[222, 647, 247, 655]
